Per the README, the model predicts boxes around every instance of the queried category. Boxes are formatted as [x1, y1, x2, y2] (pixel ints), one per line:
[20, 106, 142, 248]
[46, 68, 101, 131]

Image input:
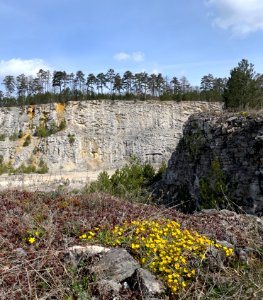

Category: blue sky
[0, 0, 263, 86]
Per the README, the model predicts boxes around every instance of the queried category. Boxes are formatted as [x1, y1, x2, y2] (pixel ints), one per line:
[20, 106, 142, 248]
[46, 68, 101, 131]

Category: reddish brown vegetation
[0, 190, 262, 299]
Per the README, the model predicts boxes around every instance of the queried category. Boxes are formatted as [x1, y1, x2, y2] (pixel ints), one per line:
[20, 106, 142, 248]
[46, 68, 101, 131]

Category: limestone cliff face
[0, 100, 222, 173]
[155, 113, 263, 216]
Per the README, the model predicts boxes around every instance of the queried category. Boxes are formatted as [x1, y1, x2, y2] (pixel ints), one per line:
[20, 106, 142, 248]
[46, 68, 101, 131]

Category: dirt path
[0, 169, 116, 191]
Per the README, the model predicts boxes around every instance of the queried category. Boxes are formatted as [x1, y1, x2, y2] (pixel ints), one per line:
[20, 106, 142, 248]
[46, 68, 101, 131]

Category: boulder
[65, 245, 166, 299]
[91, 248, 140, 282]
[131, 268, 165, 298]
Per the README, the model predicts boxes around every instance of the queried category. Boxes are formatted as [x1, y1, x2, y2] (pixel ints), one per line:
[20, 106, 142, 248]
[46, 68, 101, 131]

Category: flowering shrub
[2, 191, 260, 299]
[79, 218, 233, 294]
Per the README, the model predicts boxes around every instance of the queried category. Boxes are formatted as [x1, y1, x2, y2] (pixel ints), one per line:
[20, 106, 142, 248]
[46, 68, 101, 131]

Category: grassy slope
[0, 190, 262, 299]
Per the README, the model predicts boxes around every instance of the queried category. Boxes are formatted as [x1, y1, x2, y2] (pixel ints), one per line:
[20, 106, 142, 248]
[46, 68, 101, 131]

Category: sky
[0, 0, 263, 87]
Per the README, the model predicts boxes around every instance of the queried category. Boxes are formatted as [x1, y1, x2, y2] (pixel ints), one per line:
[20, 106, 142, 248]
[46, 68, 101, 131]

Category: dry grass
[0, 190, 262, 299]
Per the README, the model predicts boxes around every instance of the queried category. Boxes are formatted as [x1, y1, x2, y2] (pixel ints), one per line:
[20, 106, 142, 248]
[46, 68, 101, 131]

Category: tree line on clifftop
[0, 59, 262, 109]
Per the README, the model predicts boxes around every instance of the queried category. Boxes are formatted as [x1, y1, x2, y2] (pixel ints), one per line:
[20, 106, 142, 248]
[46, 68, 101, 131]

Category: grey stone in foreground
[66, 244, 111, 267]
[132, 268, 165, 298]
[91, 248, 140, 282]
[68, 244, 111, 256]
[66, 245, 166, 299]
[95, 280, 122, 299]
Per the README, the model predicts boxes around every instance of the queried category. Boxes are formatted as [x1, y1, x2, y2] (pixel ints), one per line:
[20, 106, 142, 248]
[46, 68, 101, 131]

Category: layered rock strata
[155, 113, 263, 216]
[0, 100, 222, 173]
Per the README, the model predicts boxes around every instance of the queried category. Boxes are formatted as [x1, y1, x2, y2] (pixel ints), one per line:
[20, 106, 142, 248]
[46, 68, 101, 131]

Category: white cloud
[114, 51, 145, 62]
[132, 52, 144, 62]
[0, 58, 52, 77]
[114, 52, 131, 61]
[206, 0, 263, 36]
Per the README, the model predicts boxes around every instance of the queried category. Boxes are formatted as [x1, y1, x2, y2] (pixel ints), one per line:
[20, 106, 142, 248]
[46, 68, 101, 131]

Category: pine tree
[223, 59, 262, 109]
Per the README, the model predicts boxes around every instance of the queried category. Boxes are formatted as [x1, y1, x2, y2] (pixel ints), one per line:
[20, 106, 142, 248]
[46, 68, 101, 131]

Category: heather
[0, 190, 262, 299]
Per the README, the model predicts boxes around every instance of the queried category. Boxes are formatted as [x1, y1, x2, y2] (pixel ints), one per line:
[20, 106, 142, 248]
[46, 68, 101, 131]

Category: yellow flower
[225, 248, 233, 256]
[28, 237, 36, 244]
[79, 234, 87, 239]
[174, 263, 180, 269]
[113, 240, 121, 246]
[131, 243, 140, 249]
[180, 257, 186, 264]
[80, 217, 234, 295]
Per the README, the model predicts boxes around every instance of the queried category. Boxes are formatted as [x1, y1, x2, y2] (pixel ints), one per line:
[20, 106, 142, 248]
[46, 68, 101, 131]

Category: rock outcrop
[0, 100, 222, 173]
[155, 113, 263, 216]
[66, 245, 166, 299]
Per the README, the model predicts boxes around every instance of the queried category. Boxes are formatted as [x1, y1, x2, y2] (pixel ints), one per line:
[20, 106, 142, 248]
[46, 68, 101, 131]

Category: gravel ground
[0, 169, 116, 191]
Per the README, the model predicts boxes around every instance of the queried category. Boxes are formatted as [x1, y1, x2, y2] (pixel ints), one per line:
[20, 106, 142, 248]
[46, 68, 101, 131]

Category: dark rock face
[155, 113, 263, 216]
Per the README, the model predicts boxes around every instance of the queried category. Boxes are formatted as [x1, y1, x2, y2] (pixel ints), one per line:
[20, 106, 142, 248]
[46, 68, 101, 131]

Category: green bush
[87, 156, 162, 202]
[0, 161, 15, 175]
[49, 121, 58, 135]
[15, 163, 36, 174]
[0, 133, 6, 141]
[36, 159, 49, 174]
[68, 133, 75, 145]
[48, 120, 66, 134]
[0, 155, 14, 175]
[89, 171, 111, 193]
[151, 160, 167, 182]
[0, 158, 48, 175]
[9, 132, 19, 141]
[199, 159, 228, 209]
[35, 125, 49, 138]
[59, 119, 67, 131]
[35, 119, 67, 138]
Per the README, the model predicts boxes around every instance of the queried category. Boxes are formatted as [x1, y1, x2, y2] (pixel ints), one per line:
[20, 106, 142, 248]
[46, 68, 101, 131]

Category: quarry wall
[0, 100, 223, 174]
[155, 113, 263, 216]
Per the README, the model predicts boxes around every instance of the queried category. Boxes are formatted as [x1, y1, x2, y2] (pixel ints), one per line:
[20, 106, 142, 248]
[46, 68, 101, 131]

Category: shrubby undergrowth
[0, 157, 262, 299]
[0, 190, 262, 299]
[87, 156, 166, 202]
[0, 156, 49, 175]
[79, 218, 233, 295]
[34, 119, 66, 138]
